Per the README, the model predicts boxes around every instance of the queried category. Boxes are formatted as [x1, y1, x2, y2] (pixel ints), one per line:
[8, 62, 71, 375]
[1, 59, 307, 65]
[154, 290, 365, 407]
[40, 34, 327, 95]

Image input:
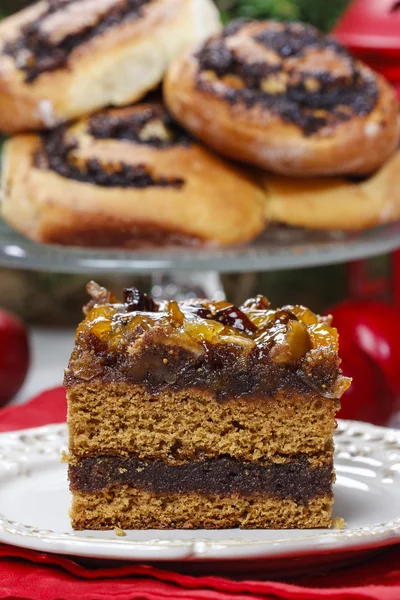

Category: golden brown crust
[70, 488, 333, 529]
[1, 104, 266, 247]
[262, 149, 400, 230]
[0, 0, 220, 133]
[164, 19, 399, 177]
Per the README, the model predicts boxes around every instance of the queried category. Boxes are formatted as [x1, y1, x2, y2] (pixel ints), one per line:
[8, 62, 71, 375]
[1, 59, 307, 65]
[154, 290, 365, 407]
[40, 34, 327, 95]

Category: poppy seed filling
[196, 20, 378, 136]
[33, 109, 187, 189]
[3, 0, 152, 83]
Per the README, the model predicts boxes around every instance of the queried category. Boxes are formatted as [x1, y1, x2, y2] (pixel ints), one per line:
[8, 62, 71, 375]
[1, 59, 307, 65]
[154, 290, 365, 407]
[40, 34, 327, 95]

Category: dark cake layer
[69, 455, 333, 503]
[65, 340, 340, 399]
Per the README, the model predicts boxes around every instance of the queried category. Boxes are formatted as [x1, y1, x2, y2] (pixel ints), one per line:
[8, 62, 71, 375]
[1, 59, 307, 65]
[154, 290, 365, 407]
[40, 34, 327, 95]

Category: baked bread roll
[164, 19, 399, 177]
[0, 0, 220, 134]
[1, 103, 266, 247]
[262, 148, 400, 230]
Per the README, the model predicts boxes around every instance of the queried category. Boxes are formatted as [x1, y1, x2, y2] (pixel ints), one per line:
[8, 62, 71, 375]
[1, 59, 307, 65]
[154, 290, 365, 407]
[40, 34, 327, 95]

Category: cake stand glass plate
[0, 419, 399, 575]
[1, 218, 400, 274]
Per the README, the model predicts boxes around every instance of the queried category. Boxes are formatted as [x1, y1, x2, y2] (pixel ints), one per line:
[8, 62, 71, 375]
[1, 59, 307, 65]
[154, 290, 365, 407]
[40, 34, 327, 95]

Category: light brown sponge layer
[67, 383, 337, 465]
[71, 487, 333, 530]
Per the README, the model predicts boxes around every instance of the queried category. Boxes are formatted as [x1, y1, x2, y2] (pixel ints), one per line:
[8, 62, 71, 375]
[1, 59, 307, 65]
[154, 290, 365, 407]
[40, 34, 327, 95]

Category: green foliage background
[217, 0, 351, 31]
[1, 0, 352, 31]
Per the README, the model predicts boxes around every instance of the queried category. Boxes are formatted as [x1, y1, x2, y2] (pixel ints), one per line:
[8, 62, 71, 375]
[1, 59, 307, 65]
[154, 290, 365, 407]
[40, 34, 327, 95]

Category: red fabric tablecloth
[0, 387, 400, 600]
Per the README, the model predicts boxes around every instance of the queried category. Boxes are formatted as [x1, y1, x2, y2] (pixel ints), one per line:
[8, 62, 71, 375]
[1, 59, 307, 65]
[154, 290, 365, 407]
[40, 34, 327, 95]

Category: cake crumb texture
[71, 488, 333, 530]
[332, 517, 346, 530]
[67, 383, 337, 464]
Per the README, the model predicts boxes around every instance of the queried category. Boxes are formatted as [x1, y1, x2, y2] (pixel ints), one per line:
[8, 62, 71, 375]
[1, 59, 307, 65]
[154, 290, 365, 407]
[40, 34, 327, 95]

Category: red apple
[0, 310, 30, 407]
[338, 337, 395, 425]
[327, 301, 400, 403]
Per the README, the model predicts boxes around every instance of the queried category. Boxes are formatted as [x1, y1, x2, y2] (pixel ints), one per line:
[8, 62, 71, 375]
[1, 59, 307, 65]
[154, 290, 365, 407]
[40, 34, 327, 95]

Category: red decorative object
[334, 0, 400, 312]
[334, 0, 400, 52]
[0, 310, 29, 407]
[333, 0, 400, 88]
[337, 338, 395, 424]
[328, 301, 400, 405]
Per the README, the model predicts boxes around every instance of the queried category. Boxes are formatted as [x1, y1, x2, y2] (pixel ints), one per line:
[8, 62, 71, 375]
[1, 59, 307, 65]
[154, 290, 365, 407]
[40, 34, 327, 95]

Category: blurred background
[0, 0, 351, 29]
[0, 0, 399, 429]
[0, 0, 380, 324]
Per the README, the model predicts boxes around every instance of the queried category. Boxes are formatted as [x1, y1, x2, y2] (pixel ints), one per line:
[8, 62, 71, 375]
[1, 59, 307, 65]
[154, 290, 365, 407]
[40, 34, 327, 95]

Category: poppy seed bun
[164, 19, 399, 177]
[0, 0, 220, 133]
[1, 103, 266, 247]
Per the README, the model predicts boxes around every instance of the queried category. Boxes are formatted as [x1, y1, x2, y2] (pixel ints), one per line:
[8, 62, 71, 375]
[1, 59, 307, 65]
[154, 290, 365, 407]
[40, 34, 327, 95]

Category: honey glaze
[66, 282, 350, 399]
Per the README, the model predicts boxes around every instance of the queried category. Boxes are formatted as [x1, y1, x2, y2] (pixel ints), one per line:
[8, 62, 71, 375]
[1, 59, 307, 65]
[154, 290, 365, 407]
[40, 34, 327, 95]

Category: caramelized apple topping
[285, 320, 312, 360]
[167, 301, 185, 327]
[80, 283, 338, 358]
[68, 283, 349, 398]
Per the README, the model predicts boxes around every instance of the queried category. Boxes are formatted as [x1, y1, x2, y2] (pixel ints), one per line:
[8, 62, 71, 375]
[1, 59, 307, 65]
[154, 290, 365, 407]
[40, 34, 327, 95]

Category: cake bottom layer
[71, 487, 333, 530]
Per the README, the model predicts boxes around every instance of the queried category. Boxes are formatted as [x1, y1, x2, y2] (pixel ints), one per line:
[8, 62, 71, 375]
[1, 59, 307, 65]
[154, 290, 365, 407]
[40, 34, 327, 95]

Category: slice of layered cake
[65, 282, 350, 530]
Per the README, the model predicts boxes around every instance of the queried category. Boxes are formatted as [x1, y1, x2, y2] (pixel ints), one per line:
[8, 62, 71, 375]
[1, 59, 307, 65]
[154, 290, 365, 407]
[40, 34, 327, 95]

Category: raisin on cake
[65, 282, 350, 530]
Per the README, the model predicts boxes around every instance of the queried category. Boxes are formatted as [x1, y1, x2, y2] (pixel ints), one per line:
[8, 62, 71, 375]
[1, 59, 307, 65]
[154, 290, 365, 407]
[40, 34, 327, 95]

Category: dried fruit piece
[268, 321, 311, 364]
[284, 305, 319, 325]
[286, 320, 312, 360]
[270, 342, 293, 364]
[84, 281, 118, 315]
[273, 309, 298, 324]
[254, 322, 286, 348]
[185, 319, 225, 343]
[168, 301, 185, 327]
[214, 305, 257, 335]
[124, 288, 158, 313]
[242, 295, 271, 310]
[181, 301, 213, 320]
[309, 323, 338, 351]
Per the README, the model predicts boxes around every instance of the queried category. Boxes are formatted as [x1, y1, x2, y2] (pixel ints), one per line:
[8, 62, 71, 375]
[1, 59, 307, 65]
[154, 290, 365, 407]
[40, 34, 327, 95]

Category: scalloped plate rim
[0, 419, 399, 561]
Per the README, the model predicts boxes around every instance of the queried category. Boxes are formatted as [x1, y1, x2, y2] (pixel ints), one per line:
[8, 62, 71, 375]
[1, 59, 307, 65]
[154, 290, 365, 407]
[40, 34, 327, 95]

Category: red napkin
[0, 388, 400, 600]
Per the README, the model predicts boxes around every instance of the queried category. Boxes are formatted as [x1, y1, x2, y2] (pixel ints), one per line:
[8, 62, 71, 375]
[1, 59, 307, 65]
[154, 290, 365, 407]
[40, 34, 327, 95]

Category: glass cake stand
[1, 219, 400, 274]
[1, 218, 400, 298]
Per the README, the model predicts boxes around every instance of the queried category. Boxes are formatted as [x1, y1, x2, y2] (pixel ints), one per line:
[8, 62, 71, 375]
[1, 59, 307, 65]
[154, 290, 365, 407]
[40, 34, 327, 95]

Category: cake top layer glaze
[65, 282, 351, 399]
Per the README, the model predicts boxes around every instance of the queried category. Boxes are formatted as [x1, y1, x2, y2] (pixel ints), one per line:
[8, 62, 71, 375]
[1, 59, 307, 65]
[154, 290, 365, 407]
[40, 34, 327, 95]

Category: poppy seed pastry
[164, 19, 399, 177]
[1, 103, 266, 247]
[0, 0, 220, 134]
[262, 148, 400, 230]
[65, 282, 351, 530]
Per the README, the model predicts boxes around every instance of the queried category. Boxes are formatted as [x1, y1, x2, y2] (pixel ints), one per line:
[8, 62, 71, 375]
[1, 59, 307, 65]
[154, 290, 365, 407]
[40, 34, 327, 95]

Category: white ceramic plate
[0, 420, 400, 568]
